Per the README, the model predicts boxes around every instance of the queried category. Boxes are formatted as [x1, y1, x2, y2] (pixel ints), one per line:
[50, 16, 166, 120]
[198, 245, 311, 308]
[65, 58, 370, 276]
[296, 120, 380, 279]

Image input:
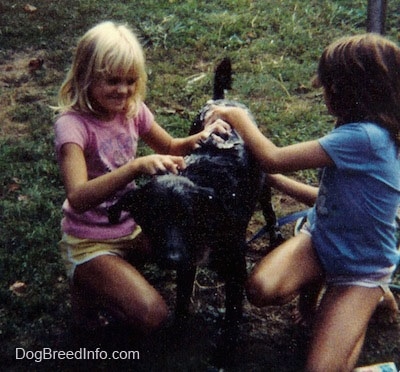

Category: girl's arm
[59, 143, 185, 213]
[205, 106, 334, 173]
[141, 121, 231, 155]
[267, 174, 318, 206]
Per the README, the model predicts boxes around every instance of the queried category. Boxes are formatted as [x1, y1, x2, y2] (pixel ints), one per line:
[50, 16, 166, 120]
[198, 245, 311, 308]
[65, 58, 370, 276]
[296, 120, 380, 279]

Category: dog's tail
[213, 57, 232, 100]
[189, 58, 233, 135]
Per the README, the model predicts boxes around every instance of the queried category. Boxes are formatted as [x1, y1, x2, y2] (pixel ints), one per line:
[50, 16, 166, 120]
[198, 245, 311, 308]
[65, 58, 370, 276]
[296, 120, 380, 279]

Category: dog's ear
[108, 205, 122, 225]
[189, 112, 203, 135]
[108, 189, 141, 224]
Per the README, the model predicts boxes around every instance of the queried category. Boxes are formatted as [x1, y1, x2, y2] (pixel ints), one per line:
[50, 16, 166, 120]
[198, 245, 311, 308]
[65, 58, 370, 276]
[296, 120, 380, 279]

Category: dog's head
[108, 174, 221, 267]
[189, 99, 256, 136]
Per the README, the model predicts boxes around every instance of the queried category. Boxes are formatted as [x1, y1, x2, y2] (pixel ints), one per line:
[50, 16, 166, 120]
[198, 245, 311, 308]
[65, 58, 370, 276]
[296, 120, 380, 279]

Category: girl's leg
[372, 289, 399, 324]
[72, 254, 168, 334]
[294, 281, 324, 325]
[246, 233, 323, 307]
[305, 285, 384, 372]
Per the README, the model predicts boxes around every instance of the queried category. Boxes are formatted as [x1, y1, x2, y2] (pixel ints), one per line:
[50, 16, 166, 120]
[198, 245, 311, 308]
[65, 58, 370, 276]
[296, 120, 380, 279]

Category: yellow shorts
[59, 226, 142, 280]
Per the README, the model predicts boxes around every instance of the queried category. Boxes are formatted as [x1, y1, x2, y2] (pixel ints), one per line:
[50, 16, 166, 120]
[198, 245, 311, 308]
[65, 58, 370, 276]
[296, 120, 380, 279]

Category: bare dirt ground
[1, 53, 399, 371]
[0, 50, 62, 138]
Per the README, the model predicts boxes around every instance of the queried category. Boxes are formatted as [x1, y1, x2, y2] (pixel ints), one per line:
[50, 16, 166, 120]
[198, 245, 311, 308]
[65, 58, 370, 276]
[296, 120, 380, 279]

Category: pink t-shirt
[54, 103, 154, 239]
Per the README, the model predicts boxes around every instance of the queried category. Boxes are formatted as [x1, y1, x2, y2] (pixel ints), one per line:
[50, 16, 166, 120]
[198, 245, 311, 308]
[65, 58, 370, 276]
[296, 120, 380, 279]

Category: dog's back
[183, 122, 261, 236]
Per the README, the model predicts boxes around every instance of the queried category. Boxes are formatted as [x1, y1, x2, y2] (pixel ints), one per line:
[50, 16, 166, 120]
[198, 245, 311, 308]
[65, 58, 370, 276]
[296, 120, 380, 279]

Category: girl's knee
[246, 271, 278, 307]
[143, 297, 169, 331]
[129, 294, 169, 333]
[246, 272, 265, 306]
[246, 270, 295, 307]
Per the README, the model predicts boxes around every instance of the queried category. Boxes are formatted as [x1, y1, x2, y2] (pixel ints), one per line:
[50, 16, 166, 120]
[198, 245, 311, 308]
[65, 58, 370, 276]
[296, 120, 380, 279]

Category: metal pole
[367, 0, 388, 34]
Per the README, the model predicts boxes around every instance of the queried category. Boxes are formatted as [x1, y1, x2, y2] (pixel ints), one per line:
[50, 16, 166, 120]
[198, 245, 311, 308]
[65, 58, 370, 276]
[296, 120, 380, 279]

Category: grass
[1, 0, 399, 370]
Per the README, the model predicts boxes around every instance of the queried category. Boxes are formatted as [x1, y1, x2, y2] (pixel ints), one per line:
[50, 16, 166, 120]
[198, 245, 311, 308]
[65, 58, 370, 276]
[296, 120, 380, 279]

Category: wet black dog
[108, 60, 275, 361]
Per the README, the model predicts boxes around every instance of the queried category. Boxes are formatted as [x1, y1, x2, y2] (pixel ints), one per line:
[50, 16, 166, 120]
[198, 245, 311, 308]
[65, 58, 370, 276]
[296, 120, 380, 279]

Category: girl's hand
[195, 119, 232, 147]
[203, 118, 232, 133]
[204, 105, 246, 127]
[134, 154, 186, 175]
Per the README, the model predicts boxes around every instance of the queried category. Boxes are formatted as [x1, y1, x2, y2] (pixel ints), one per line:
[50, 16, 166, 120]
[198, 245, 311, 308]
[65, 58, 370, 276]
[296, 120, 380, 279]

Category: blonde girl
[54, 21, 228, 333]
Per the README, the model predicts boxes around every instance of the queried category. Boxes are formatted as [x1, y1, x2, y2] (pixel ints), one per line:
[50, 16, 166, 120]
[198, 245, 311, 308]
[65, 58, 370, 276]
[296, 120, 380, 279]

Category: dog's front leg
[175, 265, 197, 318]
[224, 249, 246, 326]
[212, 246, 247, 368]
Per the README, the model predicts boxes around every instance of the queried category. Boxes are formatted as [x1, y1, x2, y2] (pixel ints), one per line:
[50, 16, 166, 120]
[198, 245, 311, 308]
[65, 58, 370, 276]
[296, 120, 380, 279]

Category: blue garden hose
[247, 209, 311, 244]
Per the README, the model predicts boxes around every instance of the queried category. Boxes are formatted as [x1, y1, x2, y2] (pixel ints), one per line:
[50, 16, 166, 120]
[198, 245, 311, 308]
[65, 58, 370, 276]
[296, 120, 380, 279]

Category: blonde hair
[316, 33, 400, 145]
[55, 21, 147, 118]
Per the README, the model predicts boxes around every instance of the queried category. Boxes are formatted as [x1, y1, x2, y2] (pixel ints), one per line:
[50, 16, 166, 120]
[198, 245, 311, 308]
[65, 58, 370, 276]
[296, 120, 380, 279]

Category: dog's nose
[167, 250, 183, 264]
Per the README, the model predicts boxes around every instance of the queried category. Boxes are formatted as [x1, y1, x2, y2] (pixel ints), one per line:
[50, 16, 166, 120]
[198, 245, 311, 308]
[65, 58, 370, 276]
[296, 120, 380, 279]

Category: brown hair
[316, 33, 400, 145]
